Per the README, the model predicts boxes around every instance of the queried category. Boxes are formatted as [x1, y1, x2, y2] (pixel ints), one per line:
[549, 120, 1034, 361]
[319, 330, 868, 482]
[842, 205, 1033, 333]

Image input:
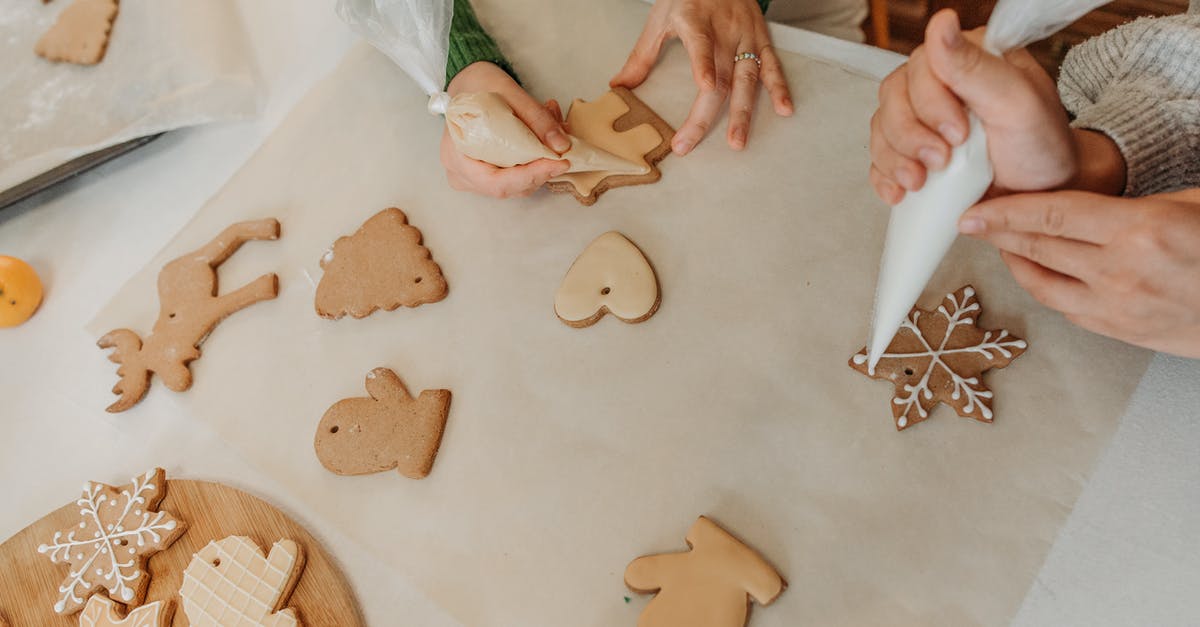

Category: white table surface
[0, 2, 1196, 625]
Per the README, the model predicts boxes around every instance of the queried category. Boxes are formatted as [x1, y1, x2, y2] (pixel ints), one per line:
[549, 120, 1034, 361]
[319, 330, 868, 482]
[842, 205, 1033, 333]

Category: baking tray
[0, 133, 163, 211]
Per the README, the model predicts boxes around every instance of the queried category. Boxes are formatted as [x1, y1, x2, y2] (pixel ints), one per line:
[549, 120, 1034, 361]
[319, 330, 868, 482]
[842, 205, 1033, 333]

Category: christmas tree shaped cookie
[315, 208, 448, 319]
[625, 516, 785, 627]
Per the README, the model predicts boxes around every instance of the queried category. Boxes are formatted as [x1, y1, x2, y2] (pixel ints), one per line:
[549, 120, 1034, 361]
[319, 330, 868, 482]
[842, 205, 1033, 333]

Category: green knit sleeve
[445, 0, 519, 88]
[759, 0, 771, 13]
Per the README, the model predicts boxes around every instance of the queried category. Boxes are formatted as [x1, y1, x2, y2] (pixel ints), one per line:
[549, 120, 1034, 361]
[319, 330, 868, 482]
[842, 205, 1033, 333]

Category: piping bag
[336, 0, 647, 175]
[864, 0, 1110, 372]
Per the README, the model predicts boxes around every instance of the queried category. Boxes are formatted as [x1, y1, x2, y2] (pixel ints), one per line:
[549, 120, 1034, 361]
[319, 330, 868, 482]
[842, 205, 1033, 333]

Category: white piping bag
[864, 0, 1111, 372]
[336, 0, 647, 174]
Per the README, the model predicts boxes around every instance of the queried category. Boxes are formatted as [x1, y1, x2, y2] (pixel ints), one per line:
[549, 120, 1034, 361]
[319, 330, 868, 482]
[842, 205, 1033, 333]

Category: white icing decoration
[79, 595, 170, 627]
[180, 536, 303, 627]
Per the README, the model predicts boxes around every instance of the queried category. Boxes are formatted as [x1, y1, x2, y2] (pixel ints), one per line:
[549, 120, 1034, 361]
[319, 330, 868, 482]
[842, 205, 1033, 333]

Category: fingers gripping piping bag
[336, 0, 647, 175]
[865, 0, 1113, 372]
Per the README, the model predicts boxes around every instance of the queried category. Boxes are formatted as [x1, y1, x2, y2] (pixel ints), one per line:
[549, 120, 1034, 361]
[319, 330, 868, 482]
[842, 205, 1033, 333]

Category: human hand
[611, 0, 793, 154]
[869, 10, 1078, 205]
[441, 62, 571, 198]
[959, 189, 1200, 357]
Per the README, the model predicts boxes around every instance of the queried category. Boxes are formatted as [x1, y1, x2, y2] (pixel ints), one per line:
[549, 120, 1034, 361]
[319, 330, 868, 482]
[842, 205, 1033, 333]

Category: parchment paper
[0, 0, 259, 191]
[90, 1, 1152, 624]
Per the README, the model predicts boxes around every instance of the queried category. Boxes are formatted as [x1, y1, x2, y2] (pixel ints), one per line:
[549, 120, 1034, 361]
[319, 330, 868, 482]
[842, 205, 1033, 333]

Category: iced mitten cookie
[79, 596, 174, 627]
[850, 286, 1028, 430]
[315, 208, 448, 319]
[35, 0, 119, 65]
[625, 516, 785, 627]
[546, 87, 673, 205]
[37, 468, 186, 615]
[556, 232, 659, 327]
[315, 368, 452, 479]
[98, 218, 280, 412]
[180, 536, 304, 627]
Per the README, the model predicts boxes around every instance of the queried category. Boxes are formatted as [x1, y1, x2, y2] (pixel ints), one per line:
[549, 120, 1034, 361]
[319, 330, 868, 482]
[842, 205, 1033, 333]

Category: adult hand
[611, 0, 793, 154]
[869, 10, 1080, 205]
[959, 189, 1200, 357]
[441, 62, 571, 199]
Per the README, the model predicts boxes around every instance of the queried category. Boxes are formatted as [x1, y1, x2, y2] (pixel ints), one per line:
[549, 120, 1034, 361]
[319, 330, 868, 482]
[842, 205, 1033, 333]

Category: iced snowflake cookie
[314, 208, 448, 320]
[35, 0, 119, 65]
[98, 218, 280, 412]
[546, 87, 674, 205]
[555, 232, 660, 328]
[180, 536, 304, 627]
[850, 285, 1028, 430]
[79, 595, 174, 627]
[625, 516, 785, 627]
[315, 368, 452, 479]
[37, 468, 186, 615]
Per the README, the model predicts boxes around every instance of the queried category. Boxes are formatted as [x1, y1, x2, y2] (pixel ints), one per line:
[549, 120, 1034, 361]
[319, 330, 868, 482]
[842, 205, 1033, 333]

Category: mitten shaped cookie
[180, 536, 304, 627]
[625, 516, 785, 627]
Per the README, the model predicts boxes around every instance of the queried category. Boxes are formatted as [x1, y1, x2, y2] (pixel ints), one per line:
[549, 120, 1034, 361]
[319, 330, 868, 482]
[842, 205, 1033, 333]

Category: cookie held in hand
[625, 516, 786, 627]
[315, 368, 452, 479]
[555, 231, 659, 328]
[315, 208, 448, 320]
[850, 285, 1028, 430]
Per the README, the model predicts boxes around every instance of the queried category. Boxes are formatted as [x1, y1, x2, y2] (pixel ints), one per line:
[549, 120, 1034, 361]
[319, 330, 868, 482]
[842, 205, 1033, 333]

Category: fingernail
[552, 161, 571, 175]
[672, 137, 695, 155]
[943, 25, 964, 49]
[547, 129, 570, 153]
[959, 216, 986, 234]
[918, 147, 945, 169]
[731, 130, 746, 150]
[896, 168, 918, 190]
[939, 123, 965, 146]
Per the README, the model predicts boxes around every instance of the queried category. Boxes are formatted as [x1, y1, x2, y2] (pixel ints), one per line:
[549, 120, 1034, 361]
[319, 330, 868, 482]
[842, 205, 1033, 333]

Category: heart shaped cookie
[555, 232, 660, 328]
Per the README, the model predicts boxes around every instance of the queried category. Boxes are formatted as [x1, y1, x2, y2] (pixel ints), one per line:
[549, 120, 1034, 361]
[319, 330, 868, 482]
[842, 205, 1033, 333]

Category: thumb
[508, 90, 572, 154]
[924, 10, 1028, 120]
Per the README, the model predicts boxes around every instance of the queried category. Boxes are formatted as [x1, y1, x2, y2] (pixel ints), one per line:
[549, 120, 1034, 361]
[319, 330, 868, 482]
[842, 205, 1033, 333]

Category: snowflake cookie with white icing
[850, 286, 1028, 430]
[37, 468, 186, 615]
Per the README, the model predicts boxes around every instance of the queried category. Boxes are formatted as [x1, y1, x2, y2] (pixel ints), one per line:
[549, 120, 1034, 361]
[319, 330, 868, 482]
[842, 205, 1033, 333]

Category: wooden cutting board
[0, 478, 363, 626]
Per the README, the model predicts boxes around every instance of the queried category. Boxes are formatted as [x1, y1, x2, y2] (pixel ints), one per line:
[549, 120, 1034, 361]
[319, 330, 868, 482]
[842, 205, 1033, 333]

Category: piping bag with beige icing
[336, 0, 647, 175]
[864, 0, 1111, 372]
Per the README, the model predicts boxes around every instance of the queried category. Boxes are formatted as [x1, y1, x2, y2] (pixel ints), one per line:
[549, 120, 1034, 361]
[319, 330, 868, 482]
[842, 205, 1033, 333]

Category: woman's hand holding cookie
[442, 62, 571, 199]
[611, 0, 793, 155]
[960, 189, 1200, 358]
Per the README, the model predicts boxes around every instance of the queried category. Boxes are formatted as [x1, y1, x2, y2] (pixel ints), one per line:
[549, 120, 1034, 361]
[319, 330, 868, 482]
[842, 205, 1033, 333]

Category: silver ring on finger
[733, 51, 762, 69]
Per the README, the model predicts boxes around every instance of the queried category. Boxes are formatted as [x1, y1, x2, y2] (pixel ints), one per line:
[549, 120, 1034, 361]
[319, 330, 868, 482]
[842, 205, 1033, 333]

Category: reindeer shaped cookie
[98, 218, 280, 412]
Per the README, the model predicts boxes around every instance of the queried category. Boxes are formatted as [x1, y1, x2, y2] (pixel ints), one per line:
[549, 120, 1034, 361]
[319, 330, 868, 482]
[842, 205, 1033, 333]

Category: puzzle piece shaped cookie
[314, 368, 452, 479]
[850, 285, 1028, 430]
[546, 87, 673, 205]
[315, 208, 448, 320]
[555, 231, 659, 327]
[35, 0, 119, 65]
[79, 595, 173, 627]
[625, 516, 785, 627]
[180, 536, 304, 627]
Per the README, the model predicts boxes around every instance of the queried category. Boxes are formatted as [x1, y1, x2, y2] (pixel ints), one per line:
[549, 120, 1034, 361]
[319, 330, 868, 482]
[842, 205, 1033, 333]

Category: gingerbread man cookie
[35, 0, 119, 65]
[555, 231, 660, 327]
[314, 368, 452, 479]
[37, 468, 186, 616]
[625, 516, 785, 627]
[98, 218, 280, 412]
[850, 285, 1028, 430]
[79, 595, 174, 627]
[546, 87, 674, 205]
[179, 536, 304, 627]
[314, 208, 448, 320]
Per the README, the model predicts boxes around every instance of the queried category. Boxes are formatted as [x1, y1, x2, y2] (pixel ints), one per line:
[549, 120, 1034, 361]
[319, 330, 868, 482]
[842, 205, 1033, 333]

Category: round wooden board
[0, 478, 363, 626]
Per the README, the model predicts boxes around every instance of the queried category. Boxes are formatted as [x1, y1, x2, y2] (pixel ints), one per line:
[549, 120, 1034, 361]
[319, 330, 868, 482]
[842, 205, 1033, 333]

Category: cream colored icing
[554, 231, 658, 324]
[548, 91, 665, 196]
[444, 92, 645, 174]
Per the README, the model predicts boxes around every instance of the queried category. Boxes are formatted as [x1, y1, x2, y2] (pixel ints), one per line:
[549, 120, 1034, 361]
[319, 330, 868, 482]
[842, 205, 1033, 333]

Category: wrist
[1066, 128, 1127, 196]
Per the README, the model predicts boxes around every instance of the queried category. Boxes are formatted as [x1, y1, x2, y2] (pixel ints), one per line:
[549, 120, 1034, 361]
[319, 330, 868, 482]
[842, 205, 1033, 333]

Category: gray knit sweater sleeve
[1057, 4, 1200, 197]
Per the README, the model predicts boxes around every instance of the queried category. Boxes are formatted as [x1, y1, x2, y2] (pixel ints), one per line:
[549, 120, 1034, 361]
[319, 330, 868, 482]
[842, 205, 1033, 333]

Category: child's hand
[442, 62, 571, 198]
[870, 10, 1077, 205]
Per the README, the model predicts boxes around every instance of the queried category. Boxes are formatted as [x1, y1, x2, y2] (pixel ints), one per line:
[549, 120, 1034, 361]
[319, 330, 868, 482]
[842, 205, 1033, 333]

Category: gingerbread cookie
[555, 231, 660, 327]
[98, 218, 280, 413]
[180, 536, 304, 627]
[314, 208, 448, 320]
[315, 368, 451, 479]
[79, 596, 174, 627]
[625, 516, 786, 627]
[35, 0, 119, 65]
[546, 87, 673, 205]
[37, 468, 186, 616]
[850, 285, 1028, 430]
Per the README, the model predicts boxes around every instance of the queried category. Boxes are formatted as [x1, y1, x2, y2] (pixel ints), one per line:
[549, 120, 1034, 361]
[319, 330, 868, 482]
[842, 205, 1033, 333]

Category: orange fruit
[0, 256, 43, 328]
